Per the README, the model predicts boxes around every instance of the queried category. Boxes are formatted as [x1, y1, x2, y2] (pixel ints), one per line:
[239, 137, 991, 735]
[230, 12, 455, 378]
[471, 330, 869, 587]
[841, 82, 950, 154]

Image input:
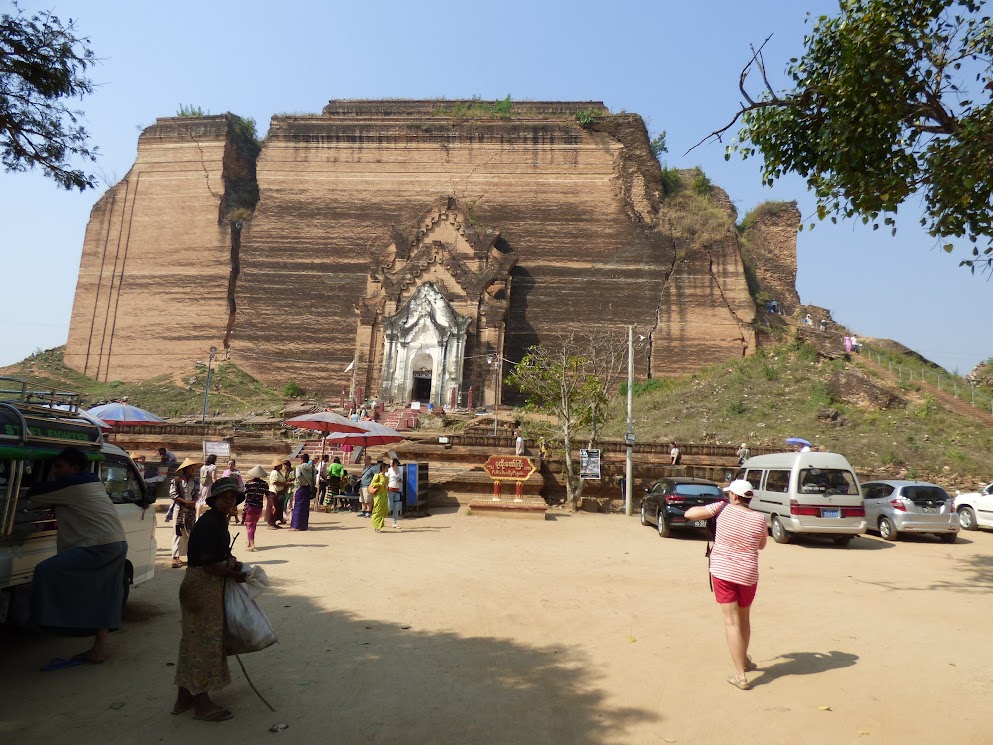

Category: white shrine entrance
[354, 196, 516, 408]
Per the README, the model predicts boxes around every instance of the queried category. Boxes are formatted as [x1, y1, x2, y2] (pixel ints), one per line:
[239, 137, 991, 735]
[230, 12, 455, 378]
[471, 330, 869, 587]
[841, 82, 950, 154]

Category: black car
[640, 477, 726, 537]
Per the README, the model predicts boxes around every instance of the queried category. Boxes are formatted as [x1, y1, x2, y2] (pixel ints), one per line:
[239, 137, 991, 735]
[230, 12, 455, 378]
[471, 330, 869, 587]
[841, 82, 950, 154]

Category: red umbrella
[284, 411, 369, 456]
[284, 411, 367, 433]
[324, 421, 406, 448]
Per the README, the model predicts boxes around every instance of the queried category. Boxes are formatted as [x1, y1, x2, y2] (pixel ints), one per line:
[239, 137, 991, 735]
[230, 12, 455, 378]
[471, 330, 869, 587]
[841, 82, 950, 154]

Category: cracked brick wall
[65, 116, 236, 381]
[65, 102, 787, 394]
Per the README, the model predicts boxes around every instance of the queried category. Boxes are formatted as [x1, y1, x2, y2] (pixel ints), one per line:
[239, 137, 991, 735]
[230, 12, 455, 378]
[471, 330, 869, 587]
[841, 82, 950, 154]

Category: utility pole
[625, 325, 634, 517]
[490, 354, 502, 437]
[201, 346, 217, 425]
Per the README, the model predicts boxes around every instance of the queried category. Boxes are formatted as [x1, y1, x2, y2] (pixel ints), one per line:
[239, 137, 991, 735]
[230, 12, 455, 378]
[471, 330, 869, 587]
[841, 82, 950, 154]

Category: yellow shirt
[369, 472, 388, 498]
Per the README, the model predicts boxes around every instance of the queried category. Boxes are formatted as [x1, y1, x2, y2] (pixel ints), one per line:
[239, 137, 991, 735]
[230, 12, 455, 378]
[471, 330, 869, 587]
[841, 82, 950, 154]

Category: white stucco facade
[379, 282, 471, 406]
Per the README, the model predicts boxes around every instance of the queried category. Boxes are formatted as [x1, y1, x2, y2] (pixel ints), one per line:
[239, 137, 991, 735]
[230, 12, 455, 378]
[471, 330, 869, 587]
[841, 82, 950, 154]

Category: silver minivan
[862, 480, 959, 543]
[738, 451, 866, 546]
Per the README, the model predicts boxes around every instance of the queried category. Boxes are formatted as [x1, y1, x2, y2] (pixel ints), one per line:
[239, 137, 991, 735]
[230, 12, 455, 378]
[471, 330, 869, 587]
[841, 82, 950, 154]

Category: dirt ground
[2, 507, 991, 745]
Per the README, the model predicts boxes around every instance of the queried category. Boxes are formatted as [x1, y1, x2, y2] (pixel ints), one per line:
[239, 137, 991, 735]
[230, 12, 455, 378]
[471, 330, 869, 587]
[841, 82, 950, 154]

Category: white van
[737, 451, 866, 546]
[0, 379, 158, 624]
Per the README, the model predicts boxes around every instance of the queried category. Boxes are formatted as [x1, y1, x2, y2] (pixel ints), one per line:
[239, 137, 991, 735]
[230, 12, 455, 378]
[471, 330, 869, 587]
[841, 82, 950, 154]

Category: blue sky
[1, 0, 989, 373]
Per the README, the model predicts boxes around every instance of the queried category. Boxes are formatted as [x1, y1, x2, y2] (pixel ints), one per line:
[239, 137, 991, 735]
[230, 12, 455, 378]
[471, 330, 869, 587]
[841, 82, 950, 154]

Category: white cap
[724, 479, 754, 498]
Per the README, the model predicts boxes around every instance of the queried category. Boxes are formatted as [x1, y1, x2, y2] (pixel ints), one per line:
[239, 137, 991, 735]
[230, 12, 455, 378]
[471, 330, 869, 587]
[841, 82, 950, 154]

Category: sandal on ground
[171, 561, 185, 569]
[193, 708, 233, 722]
[727, 674, 751, 690]
[745, 658, 758, 672]
[171, 701, 194, 715]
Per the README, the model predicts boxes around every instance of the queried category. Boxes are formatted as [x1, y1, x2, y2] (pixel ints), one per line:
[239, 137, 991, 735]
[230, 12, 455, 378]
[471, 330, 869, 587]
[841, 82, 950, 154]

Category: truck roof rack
[0, 376, 83, 412]
[0, 376, 104, 448]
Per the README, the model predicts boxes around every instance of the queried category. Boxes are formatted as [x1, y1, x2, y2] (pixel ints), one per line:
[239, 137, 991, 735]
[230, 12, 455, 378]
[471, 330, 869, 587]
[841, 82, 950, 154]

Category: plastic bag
[244, 565, 269, 600]
[224, 577, 277, 655]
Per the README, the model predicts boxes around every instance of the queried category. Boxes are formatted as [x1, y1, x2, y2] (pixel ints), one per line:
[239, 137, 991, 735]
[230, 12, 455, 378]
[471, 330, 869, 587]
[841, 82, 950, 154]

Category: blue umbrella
[786, 437, 811, 448]
[87, 402, 165, 426]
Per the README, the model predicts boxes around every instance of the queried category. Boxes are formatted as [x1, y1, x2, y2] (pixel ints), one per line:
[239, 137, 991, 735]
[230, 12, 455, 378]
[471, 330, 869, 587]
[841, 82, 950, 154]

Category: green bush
[793, 341, 819, 364]
[283, 382, 304, 398]
[575, 108, 601, 127]
[649, 132, 668, 159]
[915, 392, 936, 420]
[619, 378, 673, 397]
[660, 166, 682, 196]
[691, 168, 712, 195]
[809, 381, 834, 406]
[177, 103, 206, 117]
[725, 398, 746, 416]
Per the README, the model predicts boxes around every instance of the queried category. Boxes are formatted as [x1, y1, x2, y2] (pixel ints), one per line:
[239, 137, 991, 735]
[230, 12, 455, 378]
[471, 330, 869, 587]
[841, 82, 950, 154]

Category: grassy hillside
[600, 339, 993, 483]
[0, 347, 284, 417]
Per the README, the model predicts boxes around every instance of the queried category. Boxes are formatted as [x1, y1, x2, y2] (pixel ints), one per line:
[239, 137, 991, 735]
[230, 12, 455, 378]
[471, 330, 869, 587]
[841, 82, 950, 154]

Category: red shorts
[712, 576, 757, 607]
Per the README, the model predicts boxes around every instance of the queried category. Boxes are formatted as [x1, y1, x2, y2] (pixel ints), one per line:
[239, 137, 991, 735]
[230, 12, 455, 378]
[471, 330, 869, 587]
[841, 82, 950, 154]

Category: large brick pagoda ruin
[65, 100, 800, 407]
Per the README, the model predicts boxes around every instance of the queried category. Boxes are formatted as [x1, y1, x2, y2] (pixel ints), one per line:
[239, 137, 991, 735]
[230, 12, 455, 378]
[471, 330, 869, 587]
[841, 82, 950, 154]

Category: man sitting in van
[29, 447, 128, 669]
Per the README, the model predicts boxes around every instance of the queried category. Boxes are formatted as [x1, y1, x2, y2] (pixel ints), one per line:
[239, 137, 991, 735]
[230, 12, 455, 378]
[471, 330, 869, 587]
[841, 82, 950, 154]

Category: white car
[953, 483, 993, 531]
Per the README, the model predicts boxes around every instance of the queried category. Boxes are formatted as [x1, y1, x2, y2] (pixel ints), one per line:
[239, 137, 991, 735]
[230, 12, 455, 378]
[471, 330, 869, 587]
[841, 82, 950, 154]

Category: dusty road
[1, 507, 991, 745]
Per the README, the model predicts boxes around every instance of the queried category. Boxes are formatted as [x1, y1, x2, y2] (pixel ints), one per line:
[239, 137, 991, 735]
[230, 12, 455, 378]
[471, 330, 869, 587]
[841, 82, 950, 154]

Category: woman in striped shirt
[684, 479, 767, 690]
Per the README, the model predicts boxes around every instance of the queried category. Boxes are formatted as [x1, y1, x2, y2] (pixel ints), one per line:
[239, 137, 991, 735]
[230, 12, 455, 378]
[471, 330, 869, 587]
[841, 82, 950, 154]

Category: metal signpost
[201, 345, 217, 425]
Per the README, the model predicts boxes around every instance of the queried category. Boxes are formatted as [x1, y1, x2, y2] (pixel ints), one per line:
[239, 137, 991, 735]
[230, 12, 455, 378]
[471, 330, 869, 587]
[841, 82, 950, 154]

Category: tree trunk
[562, 432, 583, 510]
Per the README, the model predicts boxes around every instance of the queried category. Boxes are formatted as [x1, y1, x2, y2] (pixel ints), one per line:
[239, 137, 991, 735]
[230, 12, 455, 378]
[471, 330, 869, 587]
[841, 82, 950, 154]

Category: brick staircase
[381, 408, 420, 431]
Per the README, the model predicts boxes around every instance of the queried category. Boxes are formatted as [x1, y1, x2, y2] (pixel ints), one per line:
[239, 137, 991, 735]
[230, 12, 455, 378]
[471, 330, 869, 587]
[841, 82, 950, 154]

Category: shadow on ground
[0, 568, 660, 745]
[750, 650, 859, 687]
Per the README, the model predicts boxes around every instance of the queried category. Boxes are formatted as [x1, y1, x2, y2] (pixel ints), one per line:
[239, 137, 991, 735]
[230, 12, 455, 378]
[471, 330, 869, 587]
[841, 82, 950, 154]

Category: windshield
[798, 468, 857, 496]
[672, 484, 723, 498]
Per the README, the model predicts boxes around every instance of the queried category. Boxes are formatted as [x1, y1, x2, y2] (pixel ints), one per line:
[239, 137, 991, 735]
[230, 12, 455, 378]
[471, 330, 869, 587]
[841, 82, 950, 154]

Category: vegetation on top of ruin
[659, 171, 735, 253]
[735, 200, 799, 303]
[1, 347, 284, 418]
[736, 200, 797, 234]
[223, 113, 261, 221]
[176, 104, 207, 117]
[597, 339, 993, 484]
[431, 95, 517, 122]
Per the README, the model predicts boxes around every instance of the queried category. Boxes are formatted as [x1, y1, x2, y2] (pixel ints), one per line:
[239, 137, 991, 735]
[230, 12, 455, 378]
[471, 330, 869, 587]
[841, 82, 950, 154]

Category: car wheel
[958, 506, 977, 531]
[640, 503, 648, 526]
[657, 512, 671, 538]
[937, 532, 958, 544]
[121, 562, 133, 616]
[879, 516, 898, 541]
[832, 535, 853, 547]
[771, 516, 791, 544]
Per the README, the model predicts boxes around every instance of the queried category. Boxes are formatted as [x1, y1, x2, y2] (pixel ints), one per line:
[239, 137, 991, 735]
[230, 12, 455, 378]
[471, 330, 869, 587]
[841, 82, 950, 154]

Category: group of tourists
[168, 450, 408, 568]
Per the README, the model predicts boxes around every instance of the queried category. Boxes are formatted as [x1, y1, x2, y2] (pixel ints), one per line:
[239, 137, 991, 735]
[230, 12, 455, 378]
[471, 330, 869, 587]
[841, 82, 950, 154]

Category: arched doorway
[410, 351, 434, 403]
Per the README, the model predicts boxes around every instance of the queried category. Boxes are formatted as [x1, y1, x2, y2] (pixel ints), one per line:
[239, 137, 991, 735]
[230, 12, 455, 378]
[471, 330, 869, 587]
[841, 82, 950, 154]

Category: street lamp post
[487, 354, 501, 437]
[625, 326, 634, 516]
[202, 345, 217, 425]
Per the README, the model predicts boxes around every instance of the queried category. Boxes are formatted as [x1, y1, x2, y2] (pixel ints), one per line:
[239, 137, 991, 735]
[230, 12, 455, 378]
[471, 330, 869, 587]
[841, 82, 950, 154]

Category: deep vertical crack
[705, 235, 752, 356]
[182, 126, 223, 202]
